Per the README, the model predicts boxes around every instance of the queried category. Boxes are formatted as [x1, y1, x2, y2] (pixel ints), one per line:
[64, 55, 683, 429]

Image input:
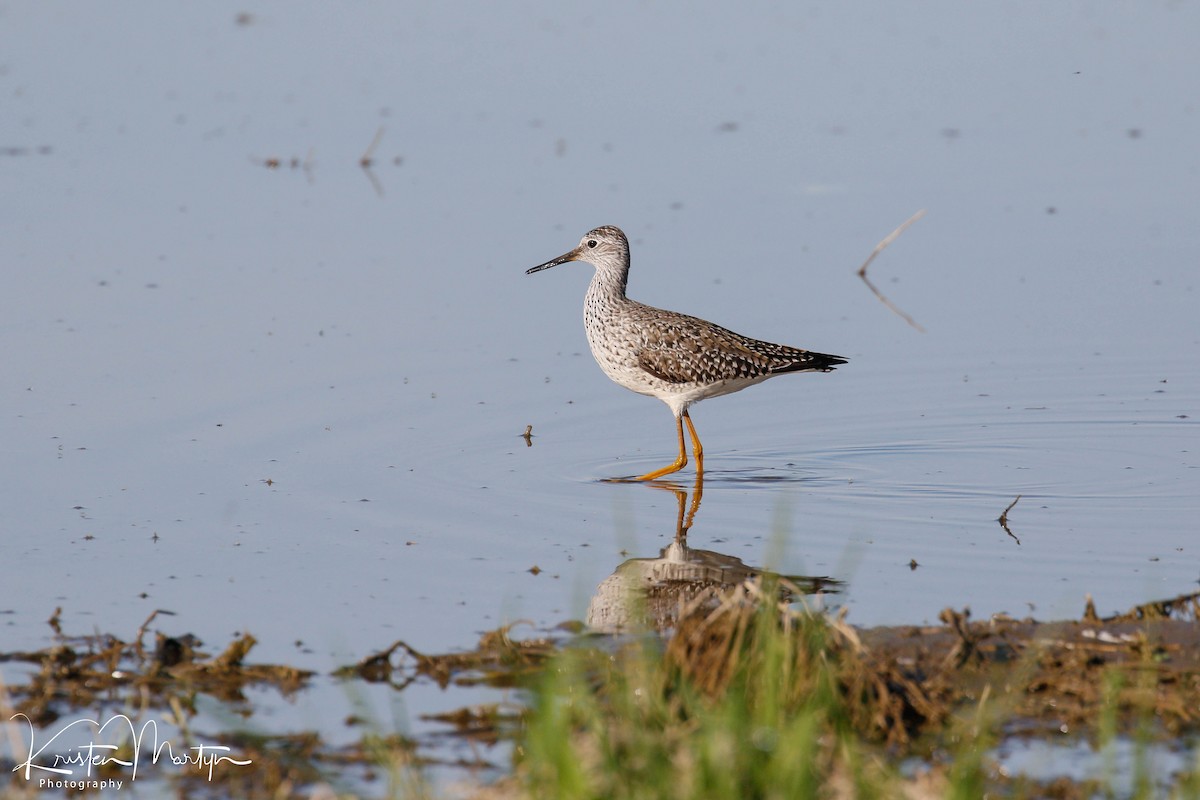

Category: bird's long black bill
[526, 249, 579, 275]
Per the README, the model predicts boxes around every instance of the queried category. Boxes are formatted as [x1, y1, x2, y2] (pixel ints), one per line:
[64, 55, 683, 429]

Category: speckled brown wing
[633, 310, 845, 385]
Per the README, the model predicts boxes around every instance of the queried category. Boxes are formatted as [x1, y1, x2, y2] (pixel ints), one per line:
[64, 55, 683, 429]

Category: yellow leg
[634, 413, 688, 481]
[682, 409, 703, 475]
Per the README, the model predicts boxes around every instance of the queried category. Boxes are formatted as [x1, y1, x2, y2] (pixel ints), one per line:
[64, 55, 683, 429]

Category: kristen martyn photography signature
[7, 712, 253, 790]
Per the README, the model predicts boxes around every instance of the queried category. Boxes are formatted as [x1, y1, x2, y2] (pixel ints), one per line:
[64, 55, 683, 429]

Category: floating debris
[856, 209, 926, 332]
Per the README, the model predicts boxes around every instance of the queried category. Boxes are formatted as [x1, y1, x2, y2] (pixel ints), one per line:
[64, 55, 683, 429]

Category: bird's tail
[780, 350, 847, 374]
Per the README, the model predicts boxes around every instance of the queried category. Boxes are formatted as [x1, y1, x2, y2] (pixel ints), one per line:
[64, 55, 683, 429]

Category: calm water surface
[2, 0, 1197, 787]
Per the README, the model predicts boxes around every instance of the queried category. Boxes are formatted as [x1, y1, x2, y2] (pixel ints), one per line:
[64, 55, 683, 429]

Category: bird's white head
[526, 226, 629, 278]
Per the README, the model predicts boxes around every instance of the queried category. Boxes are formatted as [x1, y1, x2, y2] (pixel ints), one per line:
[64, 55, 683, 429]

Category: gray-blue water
[2, 2, 1196, 792]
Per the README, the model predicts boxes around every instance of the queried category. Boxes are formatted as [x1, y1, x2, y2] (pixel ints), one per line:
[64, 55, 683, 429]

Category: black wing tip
[778, 351, 848, 374]
[821, 353, 849, 369]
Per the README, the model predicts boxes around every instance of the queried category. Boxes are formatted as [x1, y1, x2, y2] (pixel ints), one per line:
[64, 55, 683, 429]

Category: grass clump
[518, 580, 926, 799]
[514, 581, 1200, 799]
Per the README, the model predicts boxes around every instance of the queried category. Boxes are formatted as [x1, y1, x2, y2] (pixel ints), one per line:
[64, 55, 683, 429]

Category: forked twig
[134, 608, 177, 659]
[857, 209, 926, 332]
[360, 127, 386, 197]
[360, 126, 385, 167]
[998, 495, 1022, 545]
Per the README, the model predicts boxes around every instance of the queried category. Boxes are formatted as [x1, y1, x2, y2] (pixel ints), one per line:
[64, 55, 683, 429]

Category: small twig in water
[134, 608, 177, 660]
[856, 209, 926, 332]
[360, 128, 386, 197]
[360, 127, 385, 168]
[998, 495, 1022, 544]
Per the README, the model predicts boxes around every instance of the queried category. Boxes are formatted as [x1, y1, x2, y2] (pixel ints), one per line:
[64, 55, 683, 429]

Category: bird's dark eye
[587, 239, 598, 248]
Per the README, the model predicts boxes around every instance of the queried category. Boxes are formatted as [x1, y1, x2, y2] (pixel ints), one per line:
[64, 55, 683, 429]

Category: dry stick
[998, 494, 1022, 544]
[360, 127, 387, 196]
[998, 494, 1021, 525]
[360, 126, 385, 167]
[857, 209, 927, 332]
[134, 608, 177, 660]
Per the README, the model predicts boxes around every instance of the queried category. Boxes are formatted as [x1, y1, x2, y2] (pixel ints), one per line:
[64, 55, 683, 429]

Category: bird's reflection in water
[588, 474, 841, 634]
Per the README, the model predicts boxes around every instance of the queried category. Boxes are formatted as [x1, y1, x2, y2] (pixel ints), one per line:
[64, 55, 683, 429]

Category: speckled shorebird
[526, 225, 847, 481]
